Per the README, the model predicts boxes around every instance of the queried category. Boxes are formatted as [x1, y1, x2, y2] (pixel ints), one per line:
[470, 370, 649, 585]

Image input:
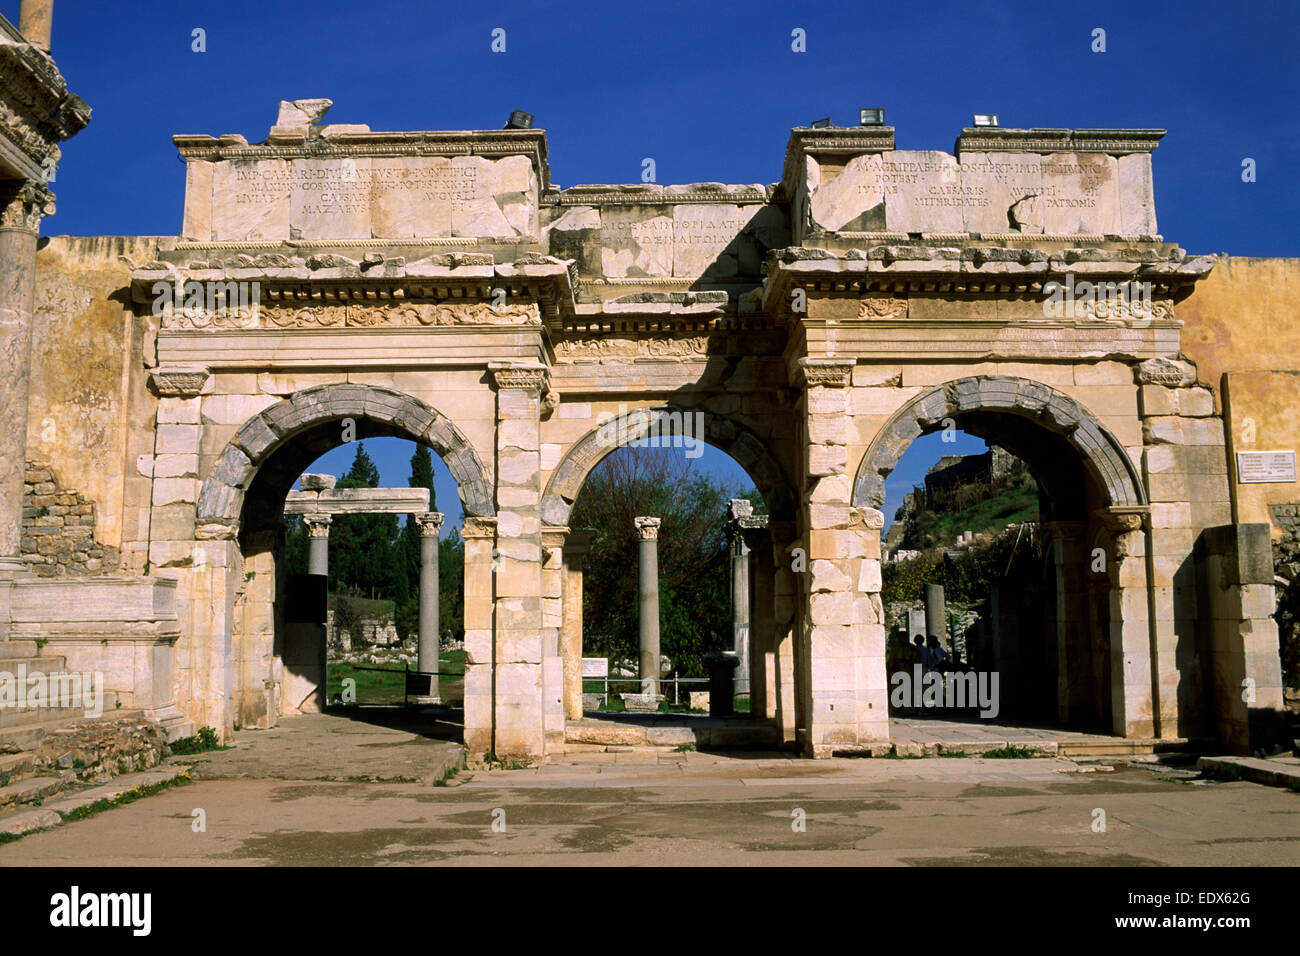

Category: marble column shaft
[635, 517, 661, 695]
[416, 512, 444, 686]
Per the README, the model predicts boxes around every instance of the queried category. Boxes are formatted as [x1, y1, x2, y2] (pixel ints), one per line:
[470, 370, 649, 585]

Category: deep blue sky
[12, 1, 1290, 527]
[19, 0, 1299, 254]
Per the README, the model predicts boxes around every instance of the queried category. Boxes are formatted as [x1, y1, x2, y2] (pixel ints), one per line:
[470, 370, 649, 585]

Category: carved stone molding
[856, 296, 908, 320]
[148, 365, 211, 397]
[635, 516, 661, 540]
[1135, 357, 1197, 387]
[796, 358, 854, 388]
[160, 299, 540, 331]
[489, 362, 549, 393]
[554, 334, 709, 359]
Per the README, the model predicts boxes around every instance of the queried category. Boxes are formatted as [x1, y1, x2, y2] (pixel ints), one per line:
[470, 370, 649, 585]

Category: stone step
[564, 718, 780, 749]
[0, 654, 69, 672]
[0, 751, 35, 783]
[0, 712, 93, 752]
[0, 702, 96, 729]
[0, 641, 40, 660]
[0, 773, 71, 810]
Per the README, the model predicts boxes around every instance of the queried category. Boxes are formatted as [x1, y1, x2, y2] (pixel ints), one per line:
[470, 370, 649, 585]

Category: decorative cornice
[172, 128, 550, 190]
[954, 128, 1165, 155]
[0, 37, 91, 176]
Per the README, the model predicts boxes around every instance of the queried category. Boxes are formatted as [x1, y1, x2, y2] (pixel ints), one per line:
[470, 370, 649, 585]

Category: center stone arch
[197, 384, 494, 533]
[851, 375, 1145, 515]
[541, 404, 795, 527]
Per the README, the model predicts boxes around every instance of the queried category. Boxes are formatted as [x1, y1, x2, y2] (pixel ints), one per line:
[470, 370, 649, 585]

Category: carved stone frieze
[855, 296, 908, 320]
[159, 299, 540, 331]
[554, 333, 709, 359]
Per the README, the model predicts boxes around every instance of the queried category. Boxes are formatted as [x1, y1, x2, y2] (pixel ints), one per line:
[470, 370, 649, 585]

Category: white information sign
[1236, 451, 1297, 484]
[581, 658, 609, 678]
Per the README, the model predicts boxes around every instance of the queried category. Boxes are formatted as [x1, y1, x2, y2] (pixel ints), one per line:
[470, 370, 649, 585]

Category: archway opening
[225, 402, 484, 743]
[547, 406, 799, 748]
[872, 404, 1133, 739]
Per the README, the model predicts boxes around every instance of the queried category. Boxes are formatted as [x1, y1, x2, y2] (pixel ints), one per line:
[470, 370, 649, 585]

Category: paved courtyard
[1, 713, 1295, 867]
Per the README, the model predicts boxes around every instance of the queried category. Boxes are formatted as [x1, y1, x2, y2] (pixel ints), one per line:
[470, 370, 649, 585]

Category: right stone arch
[849, 374, 1155, 740]
[851, 375, 1145, 514]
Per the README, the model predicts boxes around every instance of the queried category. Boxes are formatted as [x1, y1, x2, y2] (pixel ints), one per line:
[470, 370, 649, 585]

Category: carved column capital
[488, 361, 549, 394]
[635, 516, 661, 540]
[461, 516, 498, 540]
[796, 357, 854, 388]
[149, 365, 211, 397]
[414, 512, 444, 537]
[302, 514, 333, 538]
[0, 181, 54, 232]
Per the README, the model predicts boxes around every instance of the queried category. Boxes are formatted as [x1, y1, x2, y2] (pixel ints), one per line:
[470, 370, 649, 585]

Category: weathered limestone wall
[28, 236, 161, 556]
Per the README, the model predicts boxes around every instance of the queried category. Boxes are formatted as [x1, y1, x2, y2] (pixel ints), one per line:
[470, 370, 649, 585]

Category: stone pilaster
[302, 514, 332, 575]
[635, 516, 661, 695]
[769, 519, 800, 742]
[540, 525, 567, 746]
[561, 528, 596, 718]
[488, 362, 547, 757]
[460, 515, 497, 755]
[797, 358, 887, 755]
[415, 511, 443, 698]
[1044, 520, 1091, 723]
[1098, 507, 1156, 738]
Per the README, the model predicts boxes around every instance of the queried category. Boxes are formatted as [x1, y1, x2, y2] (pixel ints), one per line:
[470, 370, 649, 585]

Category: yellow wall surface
[27, 236, 160, 548]
[1179, 257, 1300, 534]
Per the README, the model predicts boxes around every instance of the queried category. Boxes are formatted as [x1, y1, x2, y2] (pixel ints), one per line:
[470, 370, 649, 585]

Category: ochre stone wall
[1179, 258, 1300, 536]
[28, 236, 162, 555]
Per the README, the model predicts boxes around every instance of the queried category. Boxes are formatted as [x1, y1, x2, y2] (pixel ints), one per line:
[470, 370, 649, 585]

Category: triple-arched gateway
[3, 96, 1290, 759]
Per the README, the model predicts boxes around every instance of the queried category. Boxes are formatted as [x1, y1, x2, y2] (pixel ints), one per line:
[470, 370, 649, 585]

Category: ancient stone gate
[4, 95, 1288, 758]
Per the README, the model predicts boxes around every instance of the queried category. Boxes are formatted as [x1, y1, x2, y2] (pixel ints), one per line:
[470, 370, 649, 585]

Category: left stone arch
[196, 384, 494, 533]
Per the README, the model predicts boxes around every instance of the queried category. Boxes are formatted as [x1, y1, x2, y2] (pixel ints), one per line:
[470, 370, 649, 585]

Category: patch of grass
[167, 726, 227, 755]
[938, 749, 971, 758]
[982, 745, 1039, 759]
[433, 765, 461, 787]
[33, 637, 48, 650]
[673, 743, 696, 753]
[881, 751, 923, 759]
[57, 773, 191, 823]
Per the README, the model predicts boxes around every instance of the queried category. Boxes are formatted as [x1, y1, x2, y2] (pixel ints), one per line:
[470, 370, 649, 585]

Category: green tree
[330, 442, 407, 601]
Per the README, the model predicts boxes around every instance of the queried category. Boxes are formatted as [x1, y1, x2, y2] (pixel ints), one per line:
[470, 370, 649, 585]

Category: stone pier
[635, 517, 661, 695]
[561, 529, 596, 718]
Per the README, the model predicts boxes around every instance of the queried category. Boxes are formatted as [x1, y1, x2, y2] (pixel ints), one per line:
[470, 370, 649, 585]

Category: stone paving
[0, 713, 1296, 866]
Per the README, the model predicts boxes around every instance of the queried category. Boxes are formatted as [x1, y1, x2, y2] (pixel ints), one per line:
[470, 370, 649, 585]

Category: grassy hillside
[899, 459, 1038, 552]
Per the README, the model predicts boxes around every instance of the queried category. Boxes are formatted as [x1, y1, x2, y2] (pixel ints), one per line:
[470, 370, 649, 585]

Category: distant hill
[888, 447, 1039, 554]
